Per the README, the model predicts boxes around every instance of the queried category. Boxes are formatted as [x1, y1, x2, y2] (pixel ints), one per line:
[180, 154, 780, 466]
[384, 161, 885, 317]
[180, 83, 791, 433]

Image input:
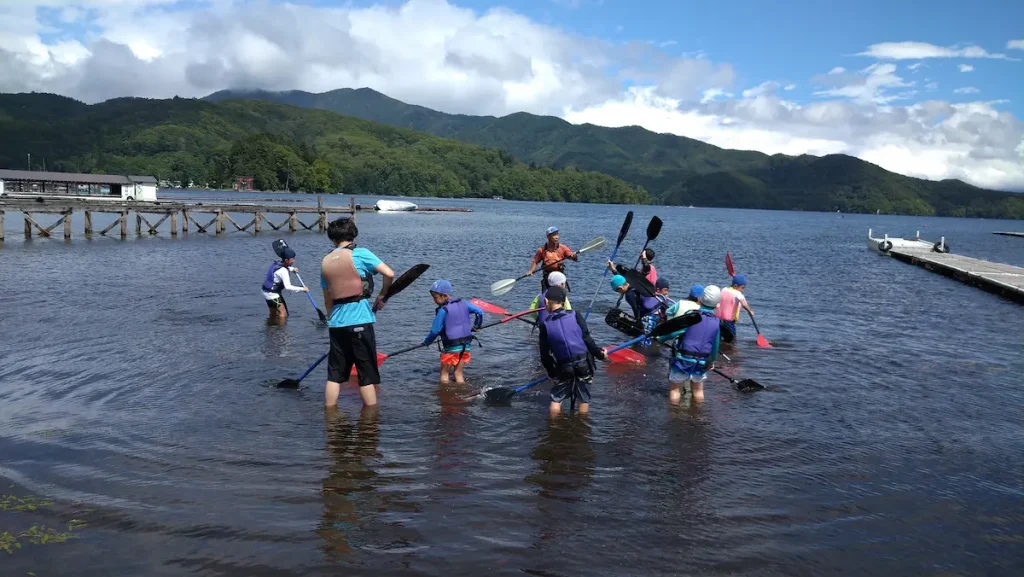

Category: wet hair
[327, 217, 357, 243]
[643, 248, 655, 260]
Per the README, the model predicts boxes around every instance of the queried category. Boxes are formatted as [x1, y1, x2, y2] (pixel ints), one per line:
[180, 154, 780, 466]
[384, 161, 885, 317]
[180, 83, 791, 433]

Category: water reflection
[526, 417, 595, 502]
[317, 406, 380, 559]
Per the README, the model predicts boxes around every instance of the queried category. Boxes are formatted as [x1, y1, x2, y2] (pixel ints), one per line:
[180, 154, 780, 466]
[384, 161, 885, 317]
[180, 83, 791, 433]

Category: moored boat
[374, 199, 417, 212]
[868, 228, 949, 253]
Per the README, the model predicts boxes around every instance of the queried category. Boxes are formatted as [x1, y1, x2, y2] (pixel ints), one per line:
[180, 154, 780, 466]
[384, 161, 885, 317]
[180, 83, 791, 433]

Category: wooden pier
[993, 232, 1024, 238]
[888, 248, 1024, 304]
[0, 196, 357, 242]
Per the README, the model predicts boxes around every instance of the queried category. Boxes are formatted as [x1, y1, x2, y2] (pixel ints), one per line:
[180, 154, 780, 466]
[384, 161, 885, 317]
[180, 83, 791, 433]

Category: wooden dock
[0, 196, 357, 242]
[889, 248, 1024, 304]
[993, 232, 1024, 238]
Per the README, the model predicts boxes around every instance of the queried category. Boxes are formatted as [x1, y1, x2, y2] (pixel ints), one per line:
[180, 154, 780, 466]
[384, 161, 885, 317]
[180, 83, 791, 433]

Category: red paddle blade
[725, 252, 736, 277]
[756, 334, 772, 348]
[470, 298, 509, 315]
[604, 346, 646, 365]
[350, 352, 389, 376]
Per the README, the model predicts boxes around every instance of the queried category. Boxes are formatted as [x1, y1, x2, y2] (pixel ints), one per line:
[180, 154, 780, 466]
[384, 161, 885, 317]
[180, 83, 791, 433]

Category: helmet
[700, 285, 721, 308]
[547, 271, 567, 286]
[429, 279, 453, 295]
[610, 275, 627, 289]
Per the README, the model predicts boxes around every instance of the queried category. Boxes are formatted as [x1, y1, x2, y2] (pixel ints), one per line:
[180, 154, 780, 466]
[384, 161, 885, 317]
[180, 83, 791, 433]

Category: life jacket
[439, 298, 473, 348]
[322, 244, 374, 306]
[536, 289, 551, 324]
[543, 310, 589, 365]
[262, 261, 285, 293]
[675, 309, 720, 361]
[538, 244, 567, 273]
[639, 293, 670, 320]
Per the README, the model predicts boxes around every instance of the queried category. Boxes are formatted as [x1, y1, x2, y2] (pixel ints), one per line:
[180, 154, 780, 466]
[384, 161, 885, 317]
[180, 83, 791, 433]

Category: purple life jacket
[262, 261, 284, 293]
[543, 310, 589, 364]
[440, 298, 473, 348]
[676, 310, 720, 359]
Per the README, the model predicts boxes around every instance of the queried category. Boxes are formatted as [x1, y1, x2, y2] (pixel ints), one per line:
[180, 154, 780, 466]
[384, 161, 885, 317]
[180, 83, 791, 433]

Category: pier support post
[84, 211, 92, 236]
[181, 210, 188, 234]
[216, 210, 225, 235]
[64, 210, 72, 240]
[170, 211, 178, 238]
[289, 211, 297, 232]
[136, 214, 142, 235]
[255, 210, 262, 233]
[0, 210, 4, 243]
[24, 213, 31, 239]
[120, 211, 128, 239]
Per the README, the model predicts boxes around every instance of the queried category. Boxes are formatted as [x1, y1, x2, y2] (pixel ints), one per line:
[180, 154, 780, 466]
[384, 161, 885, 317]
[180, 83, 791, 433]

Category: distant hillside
[0, 93, 649, 204]
[206, 87, 1024, 218]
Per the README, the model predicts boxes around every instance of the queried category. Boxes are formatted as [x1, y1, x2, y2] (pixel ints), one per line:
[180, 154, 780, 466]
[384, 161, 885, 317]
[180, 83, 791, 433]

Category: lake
[1, 193, 1022, 576]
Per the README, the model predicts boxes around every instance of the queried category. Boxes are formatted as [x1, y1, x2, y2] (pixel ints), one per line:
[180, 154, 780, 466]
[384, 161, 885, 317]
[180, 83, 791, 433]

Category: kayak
[605, 308, 644, 338]
[375, 199, 417, 212]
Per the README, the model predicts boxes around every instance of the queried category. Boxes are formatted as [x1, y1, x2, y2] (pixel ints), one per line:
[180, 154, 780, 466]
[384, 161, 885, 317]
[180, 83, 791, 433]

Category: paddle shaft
[605, 334, 646, 355]
[293, 271, 327, 318]
[514, 376, 550, 394]
[297, 353, 328, 383]
[615, 217, 661, 308]
[584, 212, 633, 321]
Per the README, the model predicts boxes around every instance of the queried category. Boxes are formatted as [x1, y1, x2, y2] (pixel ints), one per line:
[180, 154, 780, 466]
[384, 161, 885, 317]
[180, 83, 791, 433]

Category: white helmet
[700, 285, 721, 308]
[547, 271, 567, 286]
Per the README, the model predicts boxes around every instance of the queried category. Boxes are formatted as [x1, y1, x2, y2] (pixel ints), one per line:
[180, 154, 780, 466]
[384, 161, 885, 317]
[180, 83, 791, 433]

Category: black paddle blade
[272, 239, 289, 258]
[387, 263, 430, 299]
[614, 264, 657, 297]
[617, 211, 634, 246]
[316, 309, 328, 323]
[276, 378, 301, 389]
[649, 310, 702, 338]
[646, 216, 663, 241]
[483, 387, 516, 404]
[737, 379, 764, 391]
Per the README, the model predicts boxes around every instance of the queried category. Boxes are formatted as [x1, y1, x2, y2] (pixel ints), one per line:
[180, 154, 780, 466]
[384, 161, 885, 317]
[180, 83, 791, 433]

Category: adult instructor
[320, 217, 395, 409]
[525, 226, 578, 291]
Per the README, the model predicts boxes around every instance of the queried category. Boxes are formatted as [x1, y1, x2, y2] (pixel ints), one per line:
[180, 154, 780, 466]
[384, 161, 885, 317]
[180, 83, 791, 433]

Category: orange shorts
[440, 351, 471, 366]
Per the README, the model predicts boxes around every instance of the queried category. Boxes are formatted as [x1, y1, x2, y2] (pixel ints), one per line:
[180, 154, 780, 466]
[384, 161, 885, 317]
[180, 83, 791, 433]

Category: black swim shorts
[550, 376, 592, 404]
[327, 323, 380, 387]
[265, 293, 288, 311]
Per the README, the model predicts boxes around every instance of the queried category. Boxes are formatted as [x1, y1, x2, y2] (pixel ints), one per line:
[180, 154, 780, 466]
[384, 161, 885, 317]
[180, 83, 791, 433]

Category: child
[530, 271, 571, 324]
[261, 247, 309, 320]
[666, 284, 703, 319]
[663, 285, 721, 404]
[640, 248, 657, 285]
[715, 274, 754, 343]
[537, 286, 607, 416]
[423, 280, 484, 384]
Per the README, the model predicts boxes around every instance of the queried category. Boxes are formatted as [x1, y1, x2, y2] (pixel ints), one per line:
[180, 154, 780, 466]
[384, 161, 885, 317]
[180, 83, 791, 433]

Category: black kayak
[606, 308, 644, 338]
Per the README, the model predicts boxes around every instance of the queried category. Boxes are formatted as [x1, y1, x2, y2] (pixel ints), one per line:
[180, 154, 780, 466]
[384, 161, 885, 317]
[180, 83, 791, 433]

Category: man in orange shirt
[525, 226, 578, 291]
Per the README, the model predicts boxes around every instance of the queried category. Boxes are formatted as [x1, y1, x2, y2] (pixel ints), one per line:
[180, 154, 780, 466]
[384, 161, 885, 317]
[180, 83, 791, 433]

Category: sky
[1, 0, 1023, 191]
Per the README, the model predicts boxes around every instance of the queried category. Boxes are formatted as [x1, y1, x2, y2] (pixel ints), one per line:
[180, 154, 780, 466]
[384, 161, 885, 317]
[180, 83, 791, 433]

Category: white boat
[868, 228, 949, 254]
[374, 199, 417, 212]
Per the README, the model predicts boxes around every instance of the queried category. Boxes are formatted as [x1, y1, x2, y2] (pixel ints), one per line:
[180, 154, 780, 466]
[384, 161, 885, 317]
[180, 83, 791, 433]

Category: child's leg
[453, 359, 466, 383]
[549, 400, 562, 416]
[578, 402, 589, 415]
[439, 361, 452, 384]
[668, 363, 686, 405]
[690, 375, 705, 402]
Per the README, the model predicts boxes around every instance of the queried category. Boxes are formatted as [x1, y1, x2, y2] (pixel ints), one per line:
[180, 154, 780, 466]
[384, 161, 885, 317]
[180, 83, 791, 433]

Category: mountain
[0, 93, 649, 204]
[205, 87, 1024, 218]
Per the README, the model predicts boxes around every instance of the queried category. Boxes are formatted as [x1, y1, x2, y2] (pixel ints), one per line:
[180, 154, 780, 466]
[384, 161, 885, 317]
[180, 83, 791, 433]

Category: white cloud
[0, 0, 1022, 192]
[907, 62, 924, 70]
[954, 86, 980, 94]
[959, 63, 974, 72]
[859, 41, 1014, 61]
[1008, 39, 1024, 50]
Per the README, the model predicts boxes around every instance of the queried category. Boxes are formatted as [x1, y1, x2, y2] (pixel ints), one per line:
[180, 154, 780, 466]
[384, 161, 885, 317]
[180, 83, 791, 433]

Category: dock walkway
[888, 248, 1024, 304]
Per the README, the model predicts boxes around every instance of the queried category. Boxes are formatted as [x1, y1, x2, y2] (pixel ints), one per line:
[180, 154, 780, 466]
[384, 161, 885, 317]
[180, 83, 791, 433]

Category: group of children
[260, 221, 757, 413]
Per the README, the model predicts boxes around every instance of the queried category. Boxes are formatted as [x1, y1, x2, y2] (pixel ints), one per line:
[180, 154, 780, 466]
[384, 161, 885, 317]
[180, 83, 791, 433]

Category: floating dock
[993, 232, 1024, 238]
[0, 196, 357, 243]
[888, 248, 1024, 304]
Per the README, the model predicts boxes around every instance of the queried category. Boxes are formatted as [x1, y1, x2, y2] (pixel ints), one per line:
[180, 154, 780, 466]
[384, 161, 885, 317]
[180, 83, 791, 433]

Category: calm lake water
[1, 193, 1023, 576]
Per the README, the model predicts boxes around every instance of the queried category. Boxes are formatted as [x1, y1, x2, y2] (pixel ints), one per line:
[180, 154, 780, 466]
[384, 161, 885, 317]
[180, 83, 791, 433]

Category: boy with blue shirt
[422, 280, 484, 384]
[320, 218, 395, 409]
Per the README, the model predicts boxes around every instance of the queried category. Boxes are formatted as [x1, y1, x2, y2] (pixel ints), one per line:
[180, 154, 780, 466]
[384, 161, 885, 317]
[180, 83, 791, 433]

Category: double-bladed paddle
[614, 216, 662, 309]
[584, 211, 633, 320]
[489, 236, 607, 297]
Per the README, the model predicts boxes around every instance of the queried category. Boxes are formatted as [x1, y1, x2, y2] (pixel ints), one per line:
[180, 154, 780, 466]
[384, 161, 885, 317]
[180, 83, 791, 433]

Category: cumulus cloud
[959, 64, 974, 72]
[859, 41, 1015, 60]
[1008, 39, 1024, 50]
[0, 0, 1023, 191]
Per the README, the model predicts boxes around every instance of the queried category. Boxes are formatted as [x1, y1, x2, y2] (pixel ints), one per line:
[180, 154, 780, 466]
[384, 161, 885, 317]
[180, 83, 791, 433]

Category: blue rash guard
[423, 300, 484, 351]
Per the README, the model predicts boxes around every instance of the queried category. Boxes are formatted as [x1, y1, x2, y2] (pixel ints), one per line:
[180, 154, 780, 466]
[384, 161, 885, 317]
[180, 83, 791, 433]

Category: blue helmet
[429, 279, 453, 295]
[688, 284, 704, 299]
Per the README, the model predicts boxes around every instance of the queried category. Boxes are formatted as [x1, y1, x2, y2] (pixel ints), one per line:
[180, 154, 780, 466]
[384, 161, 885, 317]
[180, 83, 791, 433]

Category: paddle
[489, 236, 607, 297]
[470, 298, 537, 326]
[276, 353, 328, 388]
[373, 263, 430, 313]
[584, 211, 634, 320]
[614, 216, 662, 308]
[649, 310, 703, 338]
[612, 263, 657, 298]
[603, 335, 647, 365]
[712, 367, 764, 391]
[724, 253, 771, 348]
[292, 271, 328, 323]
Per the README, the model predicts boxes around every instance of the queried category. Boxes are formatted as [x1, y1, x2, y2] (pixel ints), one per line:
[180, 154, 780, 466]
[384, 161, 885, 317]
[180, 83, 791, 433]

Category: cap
[610, 275, 627, 289]
[429, 279, 453, 295]
[546, 226, 559, 235]
[655, 277, 670, 290]
[700, 285, 721, 308]
[688, 284, 705, 299]
[545, 285, 567, 303]
[280, 247, 297, 261]
[546, 271, 567, 286]
[732, 274, 748, 287]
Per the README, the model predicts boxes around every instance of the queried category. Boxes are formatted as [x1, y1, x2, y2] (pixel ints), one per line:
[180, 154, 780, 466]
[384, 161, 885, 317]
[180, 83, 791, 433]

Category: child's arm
[423, 309, 446, 345]
[467, 301, 485, 329]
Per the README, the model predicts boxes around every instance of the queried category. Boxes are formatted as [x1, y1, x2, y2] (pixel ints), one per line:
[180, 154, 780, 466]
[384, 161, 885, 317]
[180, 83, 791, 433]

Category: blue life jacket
[440, 298, 473, 348]
[675, 310, 720, 360]
[262, 261, 285, 293]
[543, 310, 589, 364]
[639, 293, 670, 319]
